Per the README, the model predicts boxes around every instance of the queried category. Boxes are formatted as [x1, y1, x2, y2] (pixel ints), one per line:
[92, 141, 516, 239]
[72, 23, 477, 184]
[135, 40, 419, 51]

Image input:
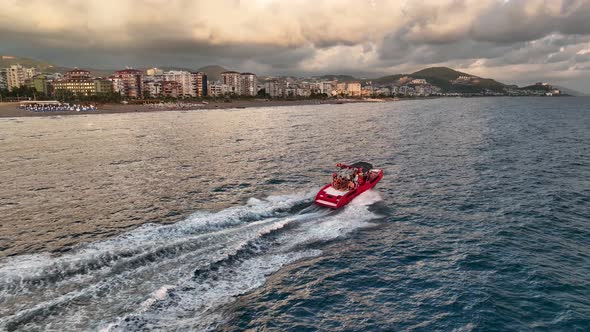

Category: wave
[0, 190, 382, 331]
[0, 192, 313, 290]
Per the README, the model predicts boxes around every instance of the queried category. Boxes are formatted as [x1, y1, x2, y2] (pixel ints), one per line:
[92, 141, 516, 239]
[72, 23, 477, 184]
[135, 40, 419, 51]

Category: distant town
[0, 55, 569, 105]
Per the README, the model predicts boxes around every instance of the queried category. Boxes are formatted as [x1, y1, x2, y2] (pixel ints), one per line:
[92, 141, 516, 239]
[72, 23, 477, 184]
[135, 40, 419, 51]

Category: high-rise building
[0, 69, 7, 90]
[161, 81, 182, 98]
[207, 82, 224, 97]
[94, 79, 113, 94]
[163, 70, 193, 97]
[113, 69, 143, 98]
[191, 72, 207, 97]
[143, 81, 162, 98]
[220, 71, 241, 95]
[6, 64, 37, 91]
[264, 80, 282, 98]
[109, 77, 125, 95]
[240, 73, 257, 96]
[158, 70, 208, 97]
[32, 75, 52, 95]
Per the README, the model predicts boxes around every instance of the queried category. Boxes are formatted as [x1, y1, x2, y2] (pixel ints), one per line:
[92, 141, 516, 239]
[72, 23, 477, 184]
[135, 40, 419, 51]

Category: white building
[163, 70, 194, 97]
[284, 87, 296, 97]
[240, 72, 257, 96]
[375, 87, 392, 96]
[456, 76, 472, 81]
[143, 80, 162, 97]
[320, 82, 333, 95]
[221, 71, 241, 95]
[207, 83, 221, 97]
[361, 86, 374, 97]
[109, 77, 125, 95]
[308, 82, 321, 94]
[296, 88, 311, 97]
[400, 85, 415, 95]
[415, 85, 428, 96]
[6, 64, 37, 91]
[264, 80, 282, 98]
[207, 82, 232, 97]
[410, 78, 427, 85]
[0, 69, 7, 90]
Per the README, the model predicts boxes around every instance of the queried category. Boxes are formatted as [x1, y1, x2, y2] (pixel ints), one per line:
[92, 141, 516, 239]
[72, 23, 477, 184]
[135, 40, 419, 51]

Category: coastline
[0, 98, 392, 118]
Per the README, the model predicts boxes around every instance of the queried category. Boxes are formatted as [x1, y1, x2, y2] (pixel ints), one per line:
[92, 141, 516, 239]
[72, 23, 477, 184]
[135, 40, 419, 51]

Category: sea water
[0, 97, 588, 331]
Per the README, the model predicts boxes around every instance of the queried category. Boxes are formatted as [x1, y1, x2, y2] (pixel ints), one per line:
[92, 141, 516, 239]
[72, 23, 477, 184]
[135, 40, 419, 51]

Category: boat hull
[314, 169, 383, 209]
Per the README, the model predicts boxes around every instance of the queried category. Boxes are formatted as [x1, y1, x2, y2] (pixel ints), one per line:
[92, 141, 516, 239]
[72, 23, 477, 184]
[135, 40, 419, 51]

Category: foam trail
[0, 191, 313, 288]
[105, 250, 322, 332]
[0, 190, 383, 331]
[103, 190, 383, 331]
[0, 192, 315, 329]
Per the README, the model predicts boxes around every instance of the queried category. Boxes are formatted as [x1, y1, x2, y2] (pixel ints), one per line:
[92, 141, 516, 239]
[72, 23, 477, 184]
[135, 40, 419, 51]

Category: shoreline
[0, 98, 394, 118]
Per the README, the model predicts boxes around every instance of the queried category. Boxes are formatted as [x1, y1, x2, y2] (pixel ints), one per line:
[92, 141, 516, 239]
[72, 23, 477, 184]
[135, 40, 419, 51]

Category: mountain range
[1, 56, 587, 95]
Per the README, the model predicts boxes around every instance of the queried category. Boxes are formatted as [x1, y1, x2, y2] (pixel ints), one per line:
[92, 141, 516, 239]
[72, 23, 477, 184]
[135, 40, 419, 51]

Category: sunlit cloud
[1, 0, 589, 91]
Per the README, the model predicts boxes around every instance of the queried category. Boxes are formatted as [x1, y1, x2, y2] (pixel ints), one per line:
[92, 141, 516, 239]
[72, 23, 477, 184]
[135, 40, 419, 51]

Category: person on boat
[347, 179, 356, 190]
[356, 167, 365, 186]
[332, 173, 340, 189]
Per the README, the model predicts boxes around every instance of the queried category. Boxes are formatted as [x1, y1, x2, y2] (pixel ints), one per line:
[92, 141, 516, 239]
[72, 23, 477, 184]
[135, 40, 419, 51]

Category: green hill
[0, 55, 108, 76]
[410, 67, 468, 81]
[314, 74, 359, 82]
[372, 66, 507, 92]
[0, 55, 58, 72]
[411, 67, 506, 92]
[519, 84, 551, 91]
[372, 74, 404, 85]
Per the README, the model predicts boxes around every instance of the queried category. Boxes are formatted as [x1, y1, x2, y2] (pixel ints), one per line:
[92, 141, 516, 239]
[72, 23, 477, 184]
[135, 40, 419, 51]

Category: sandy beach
[0, 98, 392, 118]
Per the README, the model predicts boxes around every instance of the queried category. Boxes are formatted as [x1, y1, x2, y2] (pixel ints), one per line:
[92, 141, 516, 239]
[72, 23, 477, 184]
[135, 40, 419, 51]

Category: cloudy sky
[1, 0, 590, 91]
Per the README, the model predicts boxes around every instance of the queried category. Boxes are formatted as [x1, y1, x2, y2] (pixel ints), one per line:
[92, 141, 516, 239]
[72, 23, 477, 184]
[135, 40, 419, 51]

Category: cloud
[1, 0, 589, 92]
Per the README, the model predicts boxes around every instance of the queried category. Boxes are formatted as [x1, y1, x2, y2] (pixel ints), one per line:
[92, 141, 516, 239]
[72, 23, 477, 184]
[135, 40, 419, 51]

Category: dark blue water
[0, 97, 588, 331]
[219, 97, 590, 331]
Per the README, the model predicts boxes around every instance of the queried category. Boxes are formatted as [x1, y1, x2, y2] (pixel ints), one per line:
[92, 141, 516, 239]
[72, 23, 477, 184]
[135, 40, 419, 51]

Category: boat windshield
[336, 168, 355, 180]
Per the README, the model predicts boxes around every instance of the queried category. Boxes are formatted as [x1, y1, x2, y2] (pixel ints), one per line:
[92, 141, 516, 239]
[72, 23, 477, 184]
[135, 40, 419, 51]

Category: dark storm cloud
[1, 0, 590, 91]
[471, 0, 590, 42]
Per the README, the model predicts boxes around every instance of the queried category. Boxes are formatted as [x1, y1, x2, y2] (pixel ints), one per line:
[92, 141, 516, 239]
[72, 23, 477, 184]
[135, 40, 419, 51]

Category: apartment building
[346, 82, 361, 97]
[240, 72, 257, 96]
[191, 72, 208, 97]
[221, 71, 241, 95]
[113, 69, 143, 98]
[264, 80, 282, 98]
[6, 64, 37, 91]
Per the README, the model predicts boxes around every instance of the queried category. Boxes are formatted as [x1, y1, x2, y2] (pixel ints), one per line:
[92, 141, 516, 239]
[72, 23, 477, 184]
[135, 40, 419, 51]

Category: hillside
[197, 65, 228, 82]
[519, 84, 552, 91]
[0, 55, 58, 72]
[412, 67, 506, 92]
[0, 55, 112, 76]
[411, 67, 468, 81]
[314, 74, 359, 82]
[372, 66, 508, 92]
[372, 74, 404, 85]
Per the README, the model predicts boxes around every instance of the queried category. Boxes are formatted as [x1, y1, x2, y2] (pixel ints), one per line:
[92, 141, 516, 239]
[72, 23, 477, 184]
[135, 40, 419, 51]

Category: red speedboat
[314, 162, 383, 209]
